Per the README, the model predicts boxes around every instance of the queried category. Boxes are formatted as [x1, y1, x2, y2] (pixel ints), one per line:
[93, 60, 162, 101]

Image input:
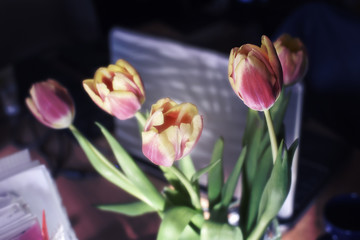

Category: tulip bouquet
[25, 33, 307, 240]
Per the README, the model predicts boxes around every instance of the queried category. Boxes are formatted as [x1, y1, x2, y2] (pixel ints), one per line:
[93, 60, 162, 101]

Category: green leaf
[245, 143, 286, 240]
[178, 155, 199, 198]
[208, 137, 224, 210]
[257, 141, 287, 223]
[239, 126, 266, 235]
[160, 166, 192, 208]
[157, 207, 199, 240]
[200, 221, 243, 240]
[221, 146, 247, 208]
[191, 158, 221, 183]
[249, 140, 298, 240]
[165, 166, 201, 210]
[179, 214, 204, 240]
[97, 201, 155, 216]
[160, 166, 182, 188]
[243, 123, 265, 185]
[239, 121, 269, 236]
[163, 187, 192, 208]
[209, 202, 228, 222]
[69, 125, 148, 204]
[287, 139, 299, 167]
[242, 109, 261, 146]
[243, 146, 273, 233]
[270, 90, 290, 134]
[178, 155, 197, 180]
[95, 122, 164, 211]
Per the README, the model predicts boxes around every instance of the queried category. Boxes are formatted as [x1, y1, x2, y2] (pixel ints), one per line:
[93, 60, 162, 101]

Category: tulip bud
[142, 98, 203, 167]
[228, 35, 283, 111]
[83, 59, 145, 120]
[26, 79, 75, 129]
[274, 33, 308, 85]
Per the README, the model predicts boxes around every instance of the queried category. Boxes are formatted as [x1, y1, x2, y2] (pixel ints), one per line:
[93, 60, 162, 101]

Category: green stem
[246, 219, 269, 240]
[68, 124, 157, 209]
[135, 111, 147, 130]
[164, 166, 202, 210]
[264, 110, 278, 164]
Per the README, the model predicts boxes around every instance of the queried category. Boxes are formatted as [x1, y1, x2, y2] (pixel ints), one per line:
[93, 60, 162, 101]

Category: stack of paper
[0, 149, 77, 240]
[0, 192, 43, 239]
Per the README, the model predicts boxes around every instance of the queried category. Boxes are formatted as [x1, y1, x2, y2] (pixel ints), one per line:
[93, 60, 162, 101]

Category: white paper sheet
[0, 149, 77, 240]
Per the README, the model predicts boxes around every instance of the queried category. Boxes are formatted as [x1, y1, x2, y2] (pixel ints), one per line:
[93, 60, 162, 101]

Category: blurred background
[0, 0, 359, 144]
[0, 0, 359, 239]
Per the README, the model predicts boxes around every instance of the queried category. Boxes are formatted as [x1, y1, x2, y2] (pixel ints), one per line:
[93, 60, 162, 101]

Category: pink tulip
[142, 98, 203, 167]
[83, 59, 145, 120]
[274, 33, 308, 85]
[26, 79, 75, 129]
[228, 35, 283, 111]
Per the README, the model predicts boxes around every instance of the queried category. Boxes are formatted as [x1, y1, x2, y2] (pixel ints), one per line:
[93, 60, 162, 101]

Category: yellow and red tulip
[26, 79, 75, 129]
[274, 33, 308, 85]
[228, 35, 283, 111]
[142, 98, 203, 167]
[83, 59, 145, 120]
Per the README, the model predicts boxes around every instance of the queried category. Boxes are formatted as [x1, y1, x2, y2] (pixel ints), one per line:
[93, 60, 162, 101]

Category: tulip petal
[144, 110, 164, 131]
[96, 79, 111, 100]
[228, 36, 283, 111]
[142, 128, 177, 167]
[94, 68, 114, 95]
[261, 35, 283, 86]
[83, 59, 145, 120]
[170, 103, 199, 124]
[181, 115, 203, 156]
[112, 72, 145, 104]
[240, 44, 261, 55]
[107, 63, 124, 73]
[116, 60, 145, 92]
[30, 81, 74, 128]
[236, 56, 276, 111]
[107, 91, 141, 120]
[94, 67, 113, 83]
[26, 79, 75, 129]
[150, 98, 177, 115]
[83, 79, 112, 114]
[274, 33, 308, 85]
[228, 48, 238, 91]
[278, 48, 296, 84]
[161, 125, 182, 161]
[112, 72, 138, 91]
[26, 97, 54, 128]
[141, 98, 203, 166]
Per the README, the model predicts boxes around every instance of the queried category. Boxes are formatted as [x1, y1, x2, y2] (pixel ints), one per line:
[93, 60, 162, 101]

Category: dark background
[0, 0, 359, 146]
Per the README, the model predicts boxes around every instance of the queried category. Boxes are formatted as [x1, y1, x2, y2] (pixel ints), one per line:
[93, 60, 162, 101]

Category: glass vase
[262, 218, 282, 240]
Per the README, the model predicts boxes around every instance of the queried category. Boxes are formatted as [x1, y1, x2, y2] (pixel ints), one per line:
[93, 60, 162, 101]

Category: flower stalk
[264, 109, 278, 164]
[135, 111, 147, 130]
[163, 165, 202, 210]
[246, 218, 269, 240]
